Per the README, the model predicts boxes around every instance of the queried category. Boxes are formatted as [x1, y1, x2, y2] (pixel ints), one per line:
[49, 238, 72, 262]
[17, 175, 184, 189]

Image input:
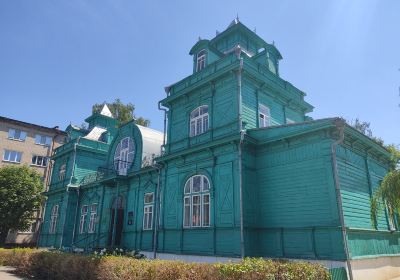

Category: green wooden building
[39, 19, 398, 280]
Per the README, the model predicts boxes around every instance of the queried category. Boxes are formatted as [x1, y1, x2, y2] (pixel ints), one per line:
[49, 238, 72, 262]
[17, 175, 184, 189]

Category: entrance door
[108, 197, 125, 247]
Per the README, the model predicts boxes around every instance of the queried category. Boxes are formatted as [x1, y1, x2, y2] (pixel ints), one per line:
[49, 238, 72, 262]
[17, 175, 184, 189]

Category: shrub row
[0, 248, 330, 280]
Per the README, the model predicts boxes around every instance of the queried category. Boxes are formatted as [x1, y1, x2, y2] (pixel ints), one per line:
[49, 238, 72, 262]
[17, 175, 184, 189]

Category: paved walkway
[0, 266, 26, 280]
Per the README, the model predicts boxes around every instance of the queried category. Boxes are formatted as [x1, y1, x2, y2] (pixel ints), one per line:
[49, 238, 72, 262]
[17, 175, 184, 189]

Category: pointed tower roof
[100, 104, 113, 118]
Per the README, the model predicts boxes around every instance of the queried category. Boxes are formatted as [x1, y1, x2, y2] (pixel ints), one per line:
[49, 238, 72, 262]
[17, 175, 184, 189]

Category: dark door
[108, 209, 124, 247]
[115, 209, 124, 246]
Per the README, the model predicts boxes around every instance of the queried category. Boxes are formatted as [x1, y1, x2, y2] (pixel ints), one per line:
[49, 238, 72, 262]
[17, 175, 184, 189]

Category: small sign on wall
[127, 211, 134, 225]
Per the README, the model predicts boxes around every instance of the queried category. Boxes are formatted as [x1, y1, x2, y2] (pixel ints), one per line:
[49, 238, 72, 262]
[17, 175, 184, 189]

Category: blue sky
[0, 1, 398, 145]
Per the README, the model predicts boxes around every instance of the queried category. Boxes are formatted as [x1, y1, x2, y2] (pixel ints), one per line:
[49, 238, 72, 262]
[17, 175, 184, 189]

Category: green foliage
[0, 166, 44, 245]
[348, 118, 384, 145]
[371, 170, 400, 228]
[92, 98, 150, 127]
[0, 249, 330, 280]
[386, 144, 400, 171]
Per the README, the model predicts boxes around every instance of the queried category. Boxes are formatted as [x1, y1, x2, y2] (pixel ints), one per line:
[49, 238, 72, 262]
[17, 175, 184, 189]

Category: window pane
[45, 137, 52, 146]
[35, 135, 41, 144]
[14, 130, 21, 140]
[37, 156, 43, 166]
[3, 150, 10, 161]
[8, 129, 15, 138]
[196, 118, 202, 134]
[203, 194, 210, 226]
[145, 193, 154, 203]
[203, 115, 208, 132]
[200, 106, 208, 114]
[20, 131, 27, 141]
[43, 157, 48, 167]
[32, 156, 37, 165]
[192, 176, 201, 192]
[203, 177, 209, 191]
[184, 205, 190, 227]
[190, 121, 195, 137]
[184, 181, 191, 194]
[184, 196, 190, 227]
[192, 195, 201, 226]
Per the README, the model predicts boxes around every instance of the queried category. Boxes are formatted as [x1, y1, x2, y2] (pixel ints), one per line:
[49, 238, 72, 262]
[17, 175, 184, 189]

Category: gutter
[158, 101, 168, 153]
[153, 164, 163, 259]
[331, 121, 353, 280]
[235, 45, 245, 259]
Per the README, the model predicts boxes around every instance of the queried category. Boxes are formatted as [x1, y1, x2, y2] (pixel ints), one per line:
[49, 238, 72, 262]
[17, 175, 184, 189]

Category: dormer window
[196, 50, 207, 72]
[190, 105, 209, 137]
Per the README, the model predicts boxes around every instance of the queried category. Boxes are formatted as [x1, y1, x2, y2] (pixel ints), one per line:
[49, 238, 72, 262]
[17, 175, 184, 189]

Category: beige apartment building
[0, 116, 66, 246]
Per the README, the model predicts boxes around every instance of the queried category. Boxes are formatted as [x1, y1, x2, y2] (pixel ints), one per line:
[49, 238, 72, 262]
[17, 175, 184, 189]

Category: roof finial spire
[236, 13, 239, 21]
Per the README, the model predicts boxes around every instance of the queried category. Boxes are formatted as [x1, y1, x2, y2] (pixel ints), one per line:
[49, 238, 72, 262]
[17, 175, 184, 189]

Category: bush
[0, 248, 330, 280]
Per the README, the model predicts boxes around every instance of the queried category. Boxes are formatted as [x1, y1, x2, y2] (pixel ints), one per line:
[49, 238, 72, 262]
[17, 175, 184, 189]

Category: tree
[92, 99, 150, 127]
[0, 165, 44, 245]
[370, 144, 400, 227]
[348, 118, 384, 145]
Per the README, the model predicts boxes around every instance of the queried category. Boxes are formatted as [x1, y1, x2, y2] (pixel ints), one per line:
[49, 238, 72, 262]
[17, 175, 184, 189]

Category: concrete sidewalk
[0, 266, 26, 280]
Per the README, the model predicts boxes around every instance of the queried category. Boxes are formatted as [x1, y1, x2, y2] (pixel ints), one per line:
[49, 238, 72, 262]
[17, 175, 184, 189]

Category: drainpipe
[158, 101, 168, 154]
[235, 45, 245, 259]
[153, 164, 163, 259]
[331, 121, 353, 280]
[60, 137, 80, 249]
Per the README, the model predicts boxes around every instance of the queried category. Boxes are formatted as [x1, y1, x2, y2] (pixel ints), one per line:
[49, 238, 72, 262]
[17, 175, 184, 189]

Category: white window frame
[189, 105, 209, 137]
[79, 205, 88, 234]
[31, 155, 48, 167]
[88, 204, 97, 233]
[49, 205, 59, 234]
[143, 193, 154, 230]
[196, 49, 207, 72]
[114, 137, 135, 175]
[8, 128, 27, 141]
[58, 163, 66, 181]
[259, 104, 271, 128]
[183, 175, 210, 228]
[3, 149, 22, 163]
[35, 134, 52, 146]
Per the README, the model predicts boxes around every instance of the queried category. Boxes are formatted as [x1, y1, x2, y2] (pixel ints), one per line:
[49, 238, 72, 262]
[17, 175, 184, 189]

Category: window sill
[8, 138, 26, 142]
[30, 164, 46, 168]
[35, 143, 50, 147]
[2, 160, 21, 164]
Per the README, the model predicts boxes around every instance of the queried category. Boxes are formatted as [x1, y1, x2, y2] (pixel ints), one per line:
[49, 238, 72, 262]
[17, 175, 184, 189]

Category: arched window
[196, 49, 207, 72]
[114, 137, 135, 175]
[190, 105, 209, 137]
[183, 175, 210, 228]
[49, 204, 59, 234]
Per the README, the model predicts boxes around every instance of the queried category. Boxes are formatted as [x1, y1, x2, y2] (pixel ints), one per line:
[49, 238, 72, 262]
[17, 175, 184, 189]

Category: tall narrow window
[196, 49, 207, 72]
[183, 175, 210, 228]
[143, 193, 154, 230]
[58, 163, 66, 181]
[190, 105, 209, 137]
[79, 205, 88, 234]
[259, 104, 271, 128]
[88, 204, 97, 233]
[49, 205, 59, 234]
